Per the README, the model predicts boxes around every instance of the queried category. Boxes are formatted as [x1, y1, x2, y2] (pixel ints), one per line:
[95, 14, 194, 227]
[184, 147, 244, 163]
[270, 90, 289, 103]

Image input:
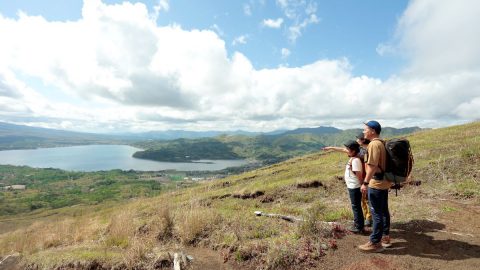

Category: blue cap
[364, 120, 381, 134]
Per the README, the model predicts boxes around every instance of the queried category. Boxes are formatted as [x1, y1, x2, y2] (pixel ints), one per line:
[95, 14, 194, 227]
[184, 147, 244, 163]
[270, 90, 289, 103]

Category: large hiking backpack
[384, 138, 414, 189]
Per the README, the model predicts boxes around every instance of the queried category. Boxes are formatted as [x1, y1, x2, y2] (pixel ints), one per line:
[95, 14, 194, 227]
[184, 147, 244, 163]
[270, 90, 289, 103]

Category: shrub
[297, 202, 331, 238]
[265, 239, 298, 270]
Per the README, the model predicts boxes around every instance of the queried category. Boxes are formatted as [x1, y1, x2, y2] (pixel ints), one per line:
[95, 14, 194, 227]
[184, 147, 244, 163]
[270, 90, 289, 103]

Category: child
[323, 140, 365, 233]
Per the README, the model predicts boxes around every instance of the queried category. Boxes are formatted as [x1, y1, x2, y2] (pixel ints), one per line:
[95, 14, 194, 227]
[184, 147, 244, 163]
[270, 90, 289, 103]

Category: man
[358, 120, 392, 252]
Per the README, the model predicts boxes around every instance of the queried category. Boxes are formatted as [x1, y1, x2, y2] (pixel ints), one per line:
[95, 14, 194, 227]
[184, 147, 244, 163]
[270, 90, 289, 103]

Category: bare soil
[314, 198, 480, 270]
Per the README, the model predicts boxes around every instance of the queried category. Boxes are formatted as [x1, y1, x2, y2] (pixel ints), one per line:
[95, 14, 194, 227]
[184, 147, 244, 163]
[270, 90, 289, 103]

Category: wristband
[363, 182, 369, 186]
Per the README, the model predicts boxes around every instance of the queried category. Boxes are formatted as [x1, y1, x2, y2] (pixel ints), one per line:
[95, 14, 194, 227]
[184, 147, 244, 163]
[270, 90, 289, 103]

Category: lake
[0, 145, 249, 172]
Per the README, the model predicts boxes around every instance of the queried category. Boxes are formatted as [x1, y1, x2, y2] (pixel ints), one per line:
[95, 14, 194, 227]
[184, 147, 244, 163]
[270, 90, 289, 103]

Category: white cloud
[274, 0, 320, 42]
[232, 35, 248, 46]
[0, 0, 479, 132]
[152, 0, 169, 20]
[262, 18, 283, 28]
[154, 0, 169, 13]
[281, 48, 290, 58]
[377, 0, 480, 78]
[395, 0, 480, 76]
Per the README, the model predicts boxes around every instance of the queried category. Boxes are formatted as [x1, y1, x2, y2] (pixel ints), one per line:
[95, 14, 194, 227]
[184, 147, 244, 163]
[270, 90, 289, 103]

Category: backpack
[384, 138, 414, 190]
[357, 148, 367, 180]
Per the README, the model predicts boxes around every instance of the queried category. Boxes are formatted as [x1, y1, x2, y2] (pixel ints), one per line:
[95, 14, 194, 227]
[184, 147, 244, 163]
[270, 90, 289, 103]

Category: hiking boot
[381, 235, 392, 248]
[348, 227, 365, 234]
[358, 241, 385, 253]
[365, 219, 372, 227]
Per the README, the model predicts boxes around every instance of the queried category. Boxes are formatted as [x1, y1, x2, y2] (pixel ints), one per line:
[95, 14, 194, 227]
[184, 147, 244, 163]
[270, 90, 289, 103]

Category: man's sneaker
[381, 235, 392, 248]
[365, 219, 372, 227]
[358, 241, 385, 253]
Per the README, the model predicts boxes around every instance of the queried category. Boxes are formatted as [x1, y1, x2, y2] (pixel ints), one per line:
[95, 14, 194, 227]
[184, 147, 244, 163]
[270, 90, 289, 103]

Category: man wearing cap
[358, 120, 392, 252]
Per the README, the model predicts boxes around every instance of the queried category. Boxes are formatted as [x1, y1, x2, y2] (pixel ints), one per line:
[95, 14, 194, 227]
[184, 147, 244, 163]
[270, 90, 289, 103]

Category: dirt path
[321, 200, 480, 270]
[181, 198, 480, 270]
[0, 253, 21, 270]
[184, 247, 235, 270]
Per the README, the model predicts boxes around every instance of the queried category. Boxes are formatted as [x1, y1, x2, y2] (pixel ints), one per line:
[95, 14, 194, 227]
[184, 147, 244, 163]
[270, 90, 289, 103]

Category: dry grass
[151, 204, 175, 242]
[0, 216, 103, 255]
[175, 204, 222, 245]
[122, 235, 155, 268]
[104, 210, 136, 248]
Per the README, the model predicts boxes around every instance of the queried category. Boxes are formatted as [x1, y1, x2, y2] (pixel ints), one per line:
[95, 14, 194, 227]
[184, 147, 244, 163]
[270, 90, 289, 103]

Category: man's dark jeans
[348, 188, 364, 230]
[368, 187, 390, 243]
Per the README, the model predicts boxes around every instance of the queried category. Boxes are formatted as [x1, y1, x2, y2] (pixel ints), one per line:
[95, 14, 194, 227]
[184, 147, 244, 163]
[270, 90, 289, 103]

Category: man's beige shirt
[365, 138, 391, 190]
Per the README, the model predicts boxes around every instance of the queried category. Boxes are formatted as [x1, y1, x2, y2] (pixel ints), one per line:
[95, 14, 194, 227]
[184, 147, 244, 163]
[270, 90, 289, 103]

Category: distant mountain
[0, 121, 426, 155]
[117, 130, 262, 140]
[132, 126, 425, 164]
[282, 126, 342, 136]
[0, 122, 120, 150]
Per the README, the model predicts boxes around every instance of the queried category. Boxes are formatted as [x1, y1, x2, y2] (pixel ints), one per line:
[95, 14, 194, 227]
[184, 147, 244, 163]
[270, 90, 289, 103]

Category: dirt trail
[214, 199, 480, 270]
[0, 253, 21, 270]
[322, 200, 480, 270]
[184, 247, 235, 270]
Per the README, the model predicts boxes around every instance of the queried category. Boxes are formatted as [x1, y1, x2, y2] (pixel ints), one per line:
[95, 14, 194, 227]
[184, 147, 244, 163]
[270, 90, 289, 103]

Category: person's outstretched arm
[322, 146, 348, 153]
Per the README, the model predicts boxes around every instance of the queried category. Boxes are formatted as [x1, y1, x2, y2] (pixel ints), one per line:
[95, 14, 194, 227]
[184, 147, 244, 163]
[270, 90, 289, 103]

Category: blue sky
[0, 0, 479, 132]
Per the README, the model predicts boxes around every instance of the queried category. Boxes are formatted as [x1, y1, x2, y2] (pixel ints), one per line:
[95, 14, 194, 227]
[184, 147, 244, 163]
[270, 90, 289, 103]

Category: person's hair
[350, 147, 360, 154]
[360, 138, 370, 145]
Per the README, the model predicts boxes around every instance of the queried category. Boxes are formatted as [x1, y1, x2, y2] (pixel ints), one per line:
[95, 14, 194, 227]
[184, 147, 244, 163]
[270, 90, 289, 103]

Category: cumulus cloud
[0, 0, 479, 132]
[262, 18, 283, 28]
[395, 0, 480, 76]
[0, 71, 23, 98]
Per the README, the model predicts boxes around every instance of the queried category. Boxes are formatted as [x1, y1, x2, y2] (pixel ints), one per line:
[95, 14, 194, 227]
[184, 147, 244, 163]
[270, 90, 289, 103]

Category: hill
[132, 126, 423, 164]
[0, 122, 478, 269]
[0, 122, 124, 150]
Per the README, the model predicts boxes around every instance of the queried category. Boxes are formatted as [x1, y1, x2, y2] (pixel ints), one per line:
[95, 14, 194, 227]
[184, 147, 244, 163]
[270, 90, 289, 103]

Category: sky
[0, 0, 479, 133]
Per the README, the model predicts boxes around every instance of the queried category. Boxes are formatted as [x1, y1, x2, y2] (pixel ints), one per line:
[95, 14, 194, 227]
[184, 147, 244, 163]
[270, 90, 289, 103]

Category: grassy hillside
[0, 122, 478, 269]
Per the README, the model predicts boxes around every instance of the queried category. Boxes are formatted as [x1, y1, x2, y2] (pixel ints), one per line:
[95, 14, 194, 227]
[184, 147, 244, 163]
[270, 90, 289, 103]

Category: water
[0, 145, 248, 172]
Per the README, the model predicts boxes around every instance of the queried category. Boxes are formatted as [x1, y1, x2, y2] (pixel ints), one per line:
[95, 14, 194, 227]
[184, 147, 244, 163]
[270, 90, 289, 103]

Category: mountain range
[0, 121, 424, 164]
